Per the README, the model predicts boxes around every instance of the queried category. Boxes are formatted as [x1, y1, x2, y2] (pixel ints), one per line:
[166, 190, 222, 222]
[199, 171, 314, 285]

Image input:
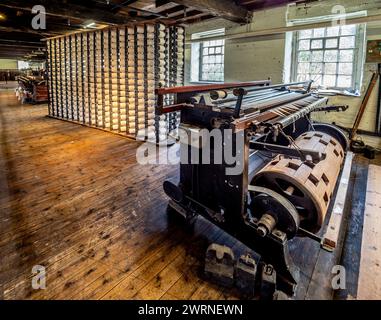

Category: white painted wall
[184, 0, 381, 147]
[0, 59, 18, 70]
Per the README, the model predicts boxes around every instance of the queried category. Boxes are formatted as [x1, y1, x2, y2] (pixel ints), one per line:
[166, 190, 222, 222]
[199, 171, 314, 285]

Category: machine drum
[251, 131, 345, 234]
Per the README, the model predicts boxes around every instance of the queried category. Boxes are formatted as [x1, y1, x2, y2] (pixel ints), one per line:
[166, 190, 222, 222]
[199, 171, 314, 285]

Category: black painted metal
[134, 25, 138, 135]
[48, 41, 54, 117]
[161, 82, 347, 294]
[93, 32, 98, 127]
[69, 36, 74, 121]
[100, 31, 105, 129]
[87, 33, 92, 126]
[125, 27, 129, 135]
[116, 28, 121, 133]
[75, 34, 80, 122]
[108, 29, 112, 131]
[81, 33, 86, 124]
[144, 25, 148, 130]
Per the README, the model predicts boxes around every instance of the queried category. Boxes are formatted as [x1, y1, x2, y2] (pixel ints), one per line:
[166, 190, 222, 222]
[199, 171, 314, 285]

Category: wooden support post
[350, 72, 378, 140]
[376, 63, 381, 135]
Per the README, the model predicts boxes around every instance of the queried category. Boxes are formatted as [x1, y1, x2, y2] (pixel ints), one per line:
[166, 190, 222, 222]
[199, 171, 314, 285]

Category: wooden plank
[302, 154, 358, 300]
[357, 164, 381, 300]
[322, 152, 354, 251]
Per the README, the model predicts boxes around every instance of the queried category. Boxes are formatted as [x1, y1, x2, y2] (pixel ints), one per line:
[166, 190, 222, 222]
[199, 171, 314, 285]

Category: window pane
[299, 30, 312, 39]
[209, 47, 215, 54]
[203, 48, 208, 55]
[210, 40, 216, 46]
[323, 74, 336, 87]
[297, 74, 307, 81]
[325, 38, 338, 48]
[311, 63, 323, 74]
[339, 50, 354, 62]
[311, 50, 323, 62]
[326, 26, 340, 37]
[216, 56, 222, 63]
[324, 63, 337, 74]
[297, 63, 310, 74]
[311, 39, 323, 49]
[311, 75, 322, 85]
[204, 41, 210, 47]
[298, 51, 311, 62]
[339, 36, 355, 49]
[337, 75, 352, 87]
[215, 47, 222, 54]
[324, 50, 338, 62]
[216, 40, 223, 46]
[341, 25, 356, 36]
[338, 63, 353, 75]
[313, 28, 325, 38]
[299, 40, 310, 50]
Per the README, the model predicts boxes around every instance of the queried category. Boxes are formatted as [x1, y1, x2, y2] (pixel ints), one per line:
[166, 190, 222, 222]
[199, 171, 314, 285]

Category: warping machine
[157, 80, 350, 294]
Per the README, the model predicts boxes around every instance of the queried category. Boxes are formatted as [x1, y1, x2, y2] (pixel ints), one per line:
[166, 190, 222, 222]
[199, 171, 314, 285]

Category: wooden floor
[0, 89, 377, 300]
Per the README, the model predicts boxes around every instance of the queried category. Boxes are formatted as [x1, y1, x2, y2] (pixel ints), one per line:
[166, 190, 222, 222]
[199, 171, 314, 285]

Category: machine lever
[312, 105, 349, 113]
[298, 227, 323, 244]
[250, 141, 326, 164]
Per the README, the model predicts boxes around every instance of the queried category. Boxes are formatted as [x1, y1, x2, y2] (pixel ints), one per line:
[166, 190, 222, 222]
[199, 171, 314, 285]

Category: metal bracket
[312, 105, 349, 113]
[250, 141, 326, 164]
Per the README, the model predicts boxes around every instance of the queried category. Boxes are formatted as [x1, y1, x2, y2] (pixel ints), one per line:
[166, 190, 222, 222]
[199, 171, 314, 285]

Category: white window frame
[290, 23, 366, 92]
[190, 28, 225, 83]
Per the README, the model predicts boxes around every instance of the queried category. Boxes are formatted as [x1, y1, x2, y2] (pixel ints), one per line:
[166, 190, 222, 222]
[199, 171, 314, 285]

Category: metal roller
[251, 131, 345, 233]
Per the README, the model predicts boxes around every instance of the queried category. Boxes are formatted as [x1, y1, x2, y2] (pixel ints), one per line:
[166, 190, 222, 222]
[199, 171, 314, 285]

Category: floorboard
[357, 164, 381, 299]
[0, 89, 375, 300]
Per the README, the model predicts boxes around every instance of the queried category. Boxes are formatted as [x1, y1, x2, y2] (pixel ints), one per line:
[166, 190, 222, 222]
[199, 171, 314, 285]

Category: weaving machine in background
[156, 80, 350, 295]
[16, 76, 48, 104]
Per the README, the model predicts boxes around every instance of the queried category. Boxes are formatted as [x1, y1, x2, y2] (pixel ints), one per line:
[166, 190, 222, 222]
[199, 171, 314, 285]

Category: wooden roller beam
[252, 131, 345, 233]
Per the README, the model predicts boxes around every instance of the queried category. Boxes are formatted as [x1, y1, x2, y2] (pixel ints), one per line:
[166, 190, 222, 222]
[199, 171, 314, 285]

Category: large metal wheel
[248, 185, 300, 239]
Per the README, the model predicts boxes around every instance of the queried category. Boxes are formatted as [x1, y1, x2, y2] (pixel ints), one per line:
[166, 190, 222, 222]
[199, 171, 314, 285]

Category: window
[200, 39, 225, 82]
[291, 24, 365, 91]
[18, 61, 29, 70]
[191, 29, 225, 83]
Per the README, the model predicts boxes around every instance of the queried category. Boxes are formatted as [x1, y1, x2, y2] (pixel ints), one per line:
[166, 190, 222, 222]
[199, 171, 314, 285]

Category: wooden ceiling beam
[245, 0, 295, 11]
[0, 42, 44, 49]
[0, 0, 135, 25]
[110, 0, 140, 13]
[238, 0, 257, 5]
[170, 10, 203, 21]
[182, 14, 215, 25]
[0, 25, 58, 36]
[168, 0, 250, 23]
[0, 51, 40, 57]
[177, 12, 211, 22]
[159, 4, 186, 17]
